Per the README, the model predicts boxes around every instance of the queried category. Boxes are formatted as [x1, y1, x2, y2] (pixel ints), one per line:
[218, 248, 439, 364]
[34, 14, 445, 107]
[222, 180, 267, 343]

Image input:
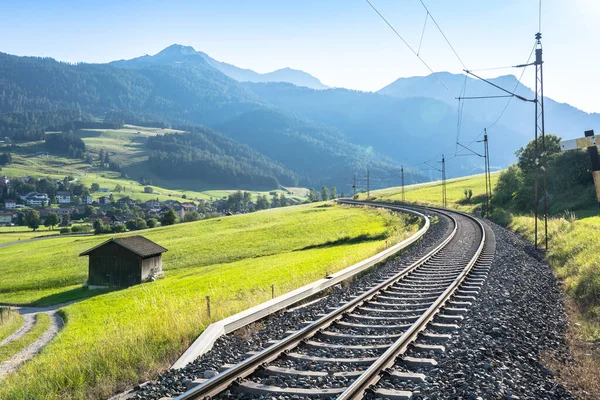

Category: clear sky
[1, 0, 598, 113]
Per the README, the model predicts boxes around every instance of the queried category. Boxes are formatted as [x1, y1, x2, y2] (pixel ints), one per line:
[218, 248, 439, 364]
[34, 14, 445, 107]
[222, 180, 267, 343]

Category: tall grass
[0, 313, 51, 363]
[0, 203, 418, 399]
[509, 214, 600, 338]
[0, 308, 24, 343]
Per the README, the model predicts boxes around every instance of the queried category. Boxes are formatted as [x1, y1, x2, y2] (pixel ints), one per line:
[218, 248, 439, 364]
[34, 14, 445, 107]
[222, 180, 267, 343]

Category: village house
[79, 236, 168, 288]
[0, 175, 9, 185]
[143, 199, 161, 210]
[176, 202, 196, 219]
[0, 212, 13, 226]
[98, 196, 110, 205]
[116, 197, 136, 207]
[111, 215, 135, 225]
[56, 191, 71, 204]
[3, 199, 17, 209]
[21, 192, 49, 207]
[56, 207, 75, 216]
[85, 195, 94, 205]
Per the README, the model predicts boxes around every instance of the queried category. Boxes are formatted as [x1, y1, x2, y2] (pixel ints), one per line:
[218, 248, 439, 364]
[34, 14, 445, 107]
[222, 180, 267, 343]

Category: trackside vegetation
[0, 202, 420, 399]
[362, 134, 600, 340]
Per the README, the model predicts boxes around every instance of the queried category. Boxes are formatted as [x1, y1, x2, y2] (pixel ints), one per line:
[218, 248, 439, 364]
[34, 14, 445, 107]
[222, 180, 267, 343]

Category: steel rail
[176, 204, 455, 400]
[337, 202, 486, 399]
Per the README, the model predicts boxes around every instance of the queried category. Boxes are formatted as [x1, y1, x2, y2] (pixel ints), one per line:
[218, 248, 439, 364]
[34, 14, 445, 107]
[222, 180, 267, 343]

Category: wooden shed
[79, 236, 167, 288]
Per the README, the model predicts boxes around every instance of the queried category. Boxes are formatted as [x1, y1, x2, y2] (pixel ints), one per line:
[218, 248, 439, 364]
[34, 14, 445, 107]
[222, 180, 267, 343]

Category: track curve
[175, 202, 495, 400]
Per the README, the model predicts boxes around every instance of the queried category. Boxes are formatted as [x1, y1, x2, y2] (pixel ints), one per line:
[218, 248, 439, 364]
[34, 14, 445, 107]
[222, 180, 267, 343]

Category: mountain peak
[156, 44, 197, 57]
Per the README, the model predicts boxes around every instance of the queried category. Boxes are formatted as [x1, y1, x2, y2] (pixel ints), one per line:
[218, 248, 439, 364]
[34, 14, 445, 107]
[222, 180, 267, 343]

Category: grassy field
[0, 202, 419, 399]
[0, 231, 60, 245]
[361, 172, 501, 212]
[1, 125, 307, 203]
[0, 309, 23, 343]
[0, 313, 50, 363]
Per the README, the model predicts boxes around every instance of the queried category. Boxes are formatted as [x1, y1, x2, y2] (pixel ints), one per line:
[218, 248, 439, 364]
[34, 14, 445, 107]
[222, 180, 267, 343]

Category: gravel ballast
[375, 220, 573, 399]
[134, 213, 573, 400]
[134, 210, 451, 399]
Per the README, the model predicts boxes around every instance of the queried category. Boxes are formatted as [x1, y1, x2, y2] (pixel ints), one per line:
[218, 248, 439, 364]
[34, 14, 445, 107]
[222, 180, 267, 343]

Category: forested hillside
[3, 45, 597, 189]
[147, 127, 298, 188]
[0, 49, 411, 188]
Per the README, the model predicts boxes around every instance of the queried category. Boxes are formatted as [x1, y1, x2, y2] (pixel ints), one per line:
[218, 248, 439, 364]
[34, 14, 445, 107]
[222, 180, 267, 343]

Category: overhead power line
[418, 0, 467, 69]
[364, 0, 456, 98]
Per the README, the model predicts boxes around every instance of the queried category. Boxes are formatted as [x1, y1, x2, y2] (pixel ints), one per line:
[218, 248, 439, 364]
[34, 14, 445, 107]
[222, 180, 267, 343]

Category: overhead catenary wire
[418, 0, 467, 69]
[417, 10, 428, 56]
[364, 0, 456, 98]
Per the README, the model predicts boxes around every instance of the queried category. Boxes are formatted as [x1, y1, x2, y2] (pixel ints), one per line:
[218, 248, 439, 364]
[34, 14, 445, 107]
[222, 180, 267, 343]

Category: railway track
[175, 202, 495, 400]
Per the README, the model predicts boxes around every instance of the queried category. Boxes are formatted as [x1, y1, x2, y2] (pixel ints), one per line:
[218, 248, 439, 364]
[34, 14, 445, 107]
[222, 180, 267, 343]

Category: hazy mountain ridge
[112, 44, 328, 90]
[2, 45, 597, 188]
[0, 49, 405, 188]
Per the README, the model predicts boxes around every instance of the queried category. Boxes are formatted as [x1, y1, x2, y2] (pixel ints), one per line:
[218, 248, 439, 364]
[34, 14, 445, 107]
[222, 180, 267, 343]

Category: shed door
[106, 257, 120, 287]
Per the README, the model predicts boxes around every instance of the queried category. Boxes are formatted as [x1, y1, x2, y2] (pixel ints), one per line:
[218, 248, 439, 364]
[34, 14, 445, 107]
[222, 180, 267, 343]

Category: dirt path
[0, 312, 35, 348]
[0, 233, 93, 249]
[0, 301, 77, 379]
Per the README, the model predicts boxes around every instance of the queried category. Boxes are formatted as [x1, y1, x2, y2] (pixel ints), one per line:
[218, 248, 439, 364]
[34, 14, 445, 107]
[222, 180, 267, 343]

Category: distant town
[0, 174, 334, 234]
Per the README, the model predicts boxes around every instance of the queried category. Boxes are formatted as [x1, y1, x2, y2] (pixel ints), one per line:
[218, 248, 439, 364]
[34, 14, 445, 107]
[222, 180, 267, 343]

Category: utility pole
[441, 154, 447, 208]
[367, 169, 370, 199]
[352, 174, 356, 198]
[533, 32, 547, 250]
[401, 166, 405, 202]
[482, 129, 492, 214]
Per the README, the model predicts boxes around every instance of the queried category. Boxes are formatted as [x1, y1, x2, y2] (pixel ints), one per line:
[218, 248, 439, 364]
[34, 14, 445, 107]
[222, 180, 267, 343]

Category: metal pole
[585, 130, 600, 207]
[486, 132, 493, 214]
[401, 166, 405, 202]
[367, 169, 370, 199]
[483, 130, 489, 214]
[534, 36, 540, 249]
[442, 155, 446, 208]
[353, 174, 356, 198]
[540, 57, 548, 251]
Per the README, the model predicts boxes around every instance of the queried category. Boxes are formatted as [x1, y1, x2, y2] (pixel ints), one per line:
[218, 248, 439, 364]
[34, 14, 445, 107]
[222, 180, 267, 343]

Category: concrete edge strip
[171, 201, 430, 370]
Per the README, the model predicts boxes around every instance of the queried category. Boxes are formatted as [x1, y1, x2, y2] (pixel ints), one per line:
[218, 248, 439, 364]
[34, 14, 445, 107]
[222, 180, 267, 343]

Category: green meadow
[361, 172, 500, 212]
[0, 202, 419, 399]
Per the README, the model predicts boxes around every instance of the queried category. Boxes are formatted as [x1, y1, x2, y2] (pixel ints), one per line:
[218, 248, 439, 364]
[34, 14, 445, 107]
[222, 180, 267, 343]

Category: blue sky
[1, 0, 598, 113]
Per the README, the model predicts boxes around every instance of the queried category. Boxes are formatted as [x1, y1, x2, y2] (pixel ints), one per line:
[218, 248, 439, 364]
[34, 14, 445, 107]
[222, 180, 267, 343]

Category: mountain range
[1, 43, 597, 191]
[111, 44, 328, 90]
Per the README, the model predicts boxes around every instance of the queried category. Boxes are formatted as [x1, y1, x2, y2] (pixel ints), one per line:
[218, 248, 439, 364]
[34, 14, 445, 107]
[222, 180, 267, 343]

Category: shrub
[111, 224, 127, 233]
[59, 227, 71, 234]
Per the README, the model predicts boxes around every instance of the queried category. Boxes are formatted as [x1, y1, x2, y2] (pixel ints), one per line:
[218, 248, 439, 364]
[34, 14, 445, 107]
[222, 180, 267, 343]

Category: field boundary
[171, 201, 429, 369]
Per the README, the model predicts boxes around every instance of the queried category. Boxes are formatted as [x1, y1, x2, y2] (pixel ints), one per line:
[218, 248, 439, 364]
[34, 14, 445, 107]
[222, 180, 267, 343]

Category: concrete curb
[171, 201, 429, 370]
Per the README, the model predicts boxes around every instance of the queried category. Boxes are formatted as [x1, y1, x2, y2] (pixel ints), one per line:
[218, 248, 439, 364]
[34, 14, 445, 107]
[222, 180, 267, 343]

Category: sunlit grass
[0, 313, 50, 363]
[0, 309, 24, 343]
[0, 203, 419, 399]
[359, 172, 500, 212]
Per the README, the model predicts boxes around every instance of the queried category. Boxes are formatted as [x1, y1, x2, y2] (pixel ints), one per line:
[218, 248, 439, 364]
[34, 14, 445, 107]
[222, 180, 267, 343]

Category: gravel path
[0, 302, 74, 379]
[134, 210, 453, 399]
[0, 312, 35, 348]
[374, 219, 573, 399]
[0, 233, 92, 249]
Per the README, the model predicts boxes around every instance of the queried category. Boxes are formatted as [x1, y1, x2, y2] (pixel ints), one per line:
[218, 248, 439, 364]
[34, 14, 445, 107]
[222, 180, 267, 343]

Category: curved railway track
[175, 202, 495, 400]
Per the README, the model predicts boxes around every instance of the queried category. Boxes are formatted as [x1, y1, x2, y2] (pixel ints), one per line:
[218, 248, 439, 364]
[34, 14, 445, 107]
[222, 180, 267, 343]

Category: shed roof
[79, 235, 168, 258]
